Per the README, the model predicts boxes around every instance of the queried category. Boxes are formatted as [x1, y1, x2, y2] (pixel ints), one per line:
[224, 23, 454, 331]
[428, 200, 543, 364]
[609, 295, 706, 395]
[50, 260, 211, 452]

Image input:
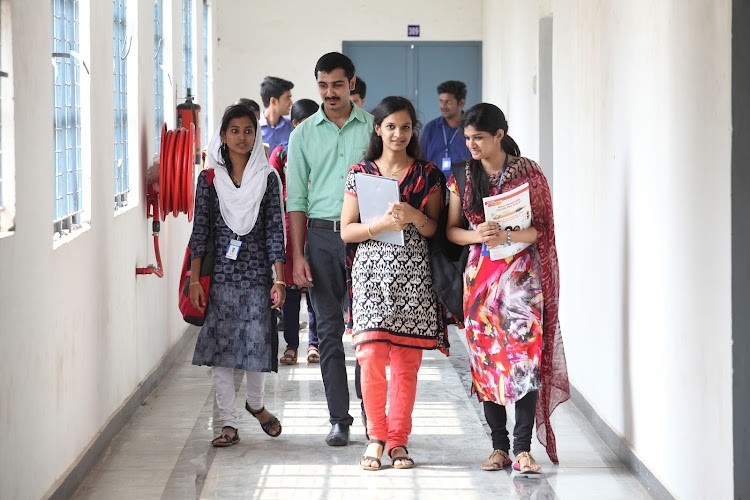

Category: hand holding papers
[483, 182, 532, 260]
[356, 173, 405, 246]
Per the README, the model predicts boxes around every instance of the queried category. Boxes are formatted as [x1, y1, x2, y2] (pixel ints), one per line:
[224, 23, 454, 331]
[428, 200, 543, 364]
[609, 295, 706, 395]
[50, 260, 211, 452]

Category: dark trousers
[282, 287, 302, 350]
[483, 390, 538, 455]
[306, 227, 353, 426]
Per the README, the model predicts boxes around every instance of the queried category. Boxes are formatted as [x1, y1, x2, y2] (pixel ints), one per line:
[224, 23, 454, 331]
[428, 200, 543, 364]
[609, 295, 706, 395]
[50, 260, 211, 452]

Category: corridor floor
[73, 322, 652, 500]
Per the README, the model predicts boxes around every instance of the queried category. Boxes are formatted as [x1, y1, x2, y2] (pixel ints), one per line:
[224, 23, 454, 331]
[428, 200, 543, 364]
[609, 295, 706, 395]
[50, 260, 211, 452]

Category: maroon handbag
[178, 169, 216, 325]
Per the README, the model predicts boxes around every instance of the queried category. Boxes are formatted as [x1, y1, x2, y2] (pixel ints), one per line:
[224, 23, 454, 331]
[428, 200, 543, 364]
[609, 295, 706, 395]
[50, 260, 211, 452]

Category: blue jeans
[281, 288, 318, 351]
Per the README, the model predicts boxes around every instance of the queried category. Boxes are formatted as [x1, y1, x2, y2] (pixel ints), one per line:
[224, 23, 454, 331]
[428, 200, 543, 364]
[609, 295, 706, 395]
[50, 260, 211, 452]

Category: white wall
[0, 0, 195, 498]
[211, 0, 483, 124]
[483, 1, 733, 498]
[0, 1, 484, 497]
[0, 0, 734, 498]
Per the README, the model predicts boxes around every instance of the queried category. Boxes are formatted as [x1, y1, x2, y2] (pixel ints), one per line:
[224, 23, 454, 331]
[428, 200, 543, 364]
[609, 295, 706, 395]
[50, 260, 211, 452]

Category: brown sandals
[512, 451, 542, 475]
[245, 402, 282, 437]
[359, 440, 385, 471]
[389, 445, 415, 469]
[481, 449, 512, 471]
[279, 348, 297, 365]
[306, 346, 320, 363]
[211, 426, 240, 447]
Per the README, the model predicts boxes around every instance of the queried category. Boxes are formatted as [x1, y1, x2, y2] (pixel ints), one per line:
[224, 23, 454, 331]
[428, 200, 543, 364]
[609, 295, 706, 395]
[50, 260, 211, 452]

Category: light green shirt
[286, 104, 373, 220]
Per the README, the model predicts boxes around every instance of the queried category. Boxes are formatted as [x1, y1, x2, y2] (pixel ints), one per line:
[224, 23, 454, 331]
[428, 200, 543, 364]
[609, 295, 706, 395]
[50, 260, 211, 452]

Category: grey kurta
[189, 169, 285, 372]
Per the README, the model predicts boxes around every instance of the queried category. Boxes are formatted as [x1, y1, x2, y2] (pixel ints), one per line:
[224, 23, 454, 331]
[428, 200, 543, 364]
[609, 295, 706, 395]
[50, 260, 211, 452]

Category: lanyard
[441, 122, 460, 157]
[495, 154, 510, 188]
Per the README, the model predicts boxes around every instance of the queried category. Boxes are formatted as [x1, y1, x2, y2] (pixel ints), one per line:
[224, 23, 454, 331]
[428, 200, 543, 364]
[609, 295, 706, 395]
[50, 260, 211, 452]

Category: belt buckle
[333, 220, 340, 232]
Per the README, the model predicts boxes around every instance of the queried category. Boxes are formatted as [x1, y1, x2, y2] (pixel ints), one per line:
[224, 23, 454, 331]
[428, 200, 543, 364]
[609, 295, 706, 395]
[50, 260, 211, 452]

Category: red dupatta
[461, 156, 570, 464]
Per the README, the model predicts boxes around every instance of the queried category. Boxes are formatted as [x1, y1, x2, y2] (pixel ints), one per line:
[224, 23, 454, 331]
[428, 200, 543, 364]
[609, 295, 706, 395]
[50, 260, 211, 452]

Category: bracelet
[273, 280, 286, 286]
[505, 228, 512, 245]
[367, 224, 374, 238]
[415, 213, 429, 230]
[189, 282, 202, 288]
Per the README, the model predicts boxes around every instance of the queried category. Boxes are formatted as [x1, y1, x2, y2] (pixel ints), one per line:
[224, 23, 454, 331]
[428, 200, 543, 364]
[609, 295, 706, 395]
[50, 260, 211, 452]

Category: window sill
[0, 206, 15, 236]
[114, 202, 137, 218]
[53, 222, 91, 249]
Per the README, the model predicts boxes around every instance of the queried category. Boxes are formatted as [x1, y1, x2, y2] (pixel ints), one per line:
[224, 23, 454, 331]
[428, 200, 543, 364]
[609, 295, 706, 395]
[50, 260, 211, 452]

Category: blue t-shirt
[260, 116, 294, 152]
[420, 116, 472, 169]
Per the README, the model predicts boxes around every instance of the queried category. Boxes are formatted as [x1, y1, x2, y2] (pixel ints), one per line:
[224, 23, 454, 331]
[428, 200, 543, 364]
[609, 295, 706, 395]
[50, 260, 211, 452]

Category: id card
[441, 157, 452, 176]
[226, 239, 241, 260]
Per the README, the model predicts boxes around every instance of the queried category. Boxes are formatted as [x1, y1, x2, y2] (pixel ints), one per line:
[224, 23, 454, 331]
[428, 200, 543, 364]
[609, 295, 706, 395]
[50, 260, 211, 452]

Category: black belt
[307, 218, 341, 232]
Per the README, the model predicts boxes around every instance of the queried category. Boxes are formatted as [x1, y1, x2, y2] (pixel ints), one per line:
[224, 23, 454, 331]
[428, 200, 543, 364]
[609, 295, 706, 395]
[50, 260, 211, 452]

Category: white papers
[483, 182, 532, 260]
[355, 173, 404, 246]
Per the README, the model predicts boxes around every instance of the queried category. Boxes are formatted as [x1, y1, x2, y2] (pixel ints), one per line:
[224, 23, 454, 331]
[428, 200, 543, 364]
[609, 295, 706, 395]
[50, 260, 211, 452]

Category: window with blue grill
[0, 5, 4, 210]
[202, 0, 209, 148]
[183, 0, 192, 96]
[52, 0, 83, 233]
[0, 2, 14, 236]
[113, 0, 129, 209]
[154, 0, 164, 152]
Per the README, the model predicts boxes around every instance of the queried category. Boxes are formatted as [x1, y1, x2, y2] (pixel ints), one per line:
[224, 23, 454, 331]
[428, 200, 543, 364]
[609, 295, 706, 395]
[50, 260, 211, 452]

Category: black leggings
[483, 390, 538, 455]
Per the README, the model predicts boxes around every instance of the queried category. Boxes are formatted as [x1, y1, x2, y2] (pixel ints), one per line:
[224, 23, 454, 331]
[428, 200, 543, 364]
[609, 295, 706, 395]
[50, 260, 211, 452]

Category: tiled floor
[73, 316, 652, 500]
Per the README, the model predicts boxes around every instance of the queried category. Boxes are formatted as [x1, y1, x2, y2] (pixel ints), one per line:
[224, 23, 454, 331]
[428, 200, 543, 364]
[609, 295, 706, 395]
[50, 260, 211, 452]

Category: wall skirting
[46, 326, 199, 500]
[568, 386, 674, 500]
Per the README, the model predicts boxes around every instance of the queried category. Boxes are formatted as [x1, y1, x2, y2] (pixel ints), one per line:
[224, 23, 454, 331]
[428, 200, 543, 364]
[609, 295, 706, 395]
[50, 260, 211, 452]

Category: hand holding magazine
[483, 182, 532, 260]
[355, 173, 405, 246]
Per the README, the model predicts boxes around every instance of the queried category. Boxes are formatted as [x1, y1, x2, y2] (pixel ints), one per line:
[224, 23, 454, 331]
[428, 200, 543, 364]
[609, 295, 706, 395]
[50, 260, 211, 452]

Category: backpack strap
[205, 168, 216, 226]
[450, 161, 467, 195]
[449, 161, 469, 227]
[199, 168, 217, 277]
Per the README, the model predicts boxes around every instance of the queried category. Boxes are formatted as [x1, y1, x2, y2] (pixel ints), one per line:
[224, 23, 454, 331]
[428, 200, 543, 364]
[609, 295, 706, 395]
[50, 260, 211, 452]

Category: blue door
[343, 41, 482, 125]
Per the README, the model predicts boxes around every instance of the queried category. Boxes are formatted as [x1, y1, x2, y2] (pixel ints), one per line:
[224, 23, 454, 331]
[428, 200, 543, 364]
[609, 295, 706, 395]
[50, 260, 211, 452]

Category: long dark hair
[291, 99, 319, 124]
[363, 96, 422, 161]
[459, 103, 521, 215]
[219, 103, 258, 171]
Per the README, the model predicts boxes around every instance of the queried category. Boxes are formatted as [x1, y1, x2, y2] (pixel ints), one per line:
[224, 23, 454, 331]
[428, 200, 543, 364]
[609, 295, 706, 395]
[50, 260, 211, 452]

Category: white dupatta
[205, 119, 283, 237]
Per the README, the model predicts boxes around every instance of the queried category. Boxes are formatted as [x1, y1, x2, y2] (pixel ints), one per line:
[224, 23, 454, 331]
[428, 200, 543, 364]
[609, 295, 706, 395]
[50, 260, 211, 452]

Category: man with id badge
[420, 80, 472, 176]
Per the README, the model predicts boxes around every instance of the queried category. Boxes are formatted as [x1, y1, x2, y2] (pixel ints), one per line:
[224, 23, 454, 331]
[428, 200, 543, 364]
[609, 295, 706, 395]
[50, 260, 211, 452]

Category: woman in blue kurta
[188, 102, 286, 447]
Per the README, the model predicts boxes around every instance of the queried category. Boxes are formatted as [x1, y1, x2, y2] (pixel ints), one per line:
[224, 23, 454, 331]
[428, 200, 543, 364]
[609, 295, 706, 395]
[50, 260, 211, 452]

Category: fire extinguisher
[176, 88, 201, 164]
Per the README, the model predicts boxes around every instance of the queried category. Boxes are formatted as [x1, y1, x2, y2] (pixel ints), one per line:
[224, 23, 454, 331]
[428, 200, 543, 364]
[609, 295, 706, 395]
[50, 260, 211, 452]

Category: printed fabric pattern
[189, 169, 285, 372]
[448, 156, 569, 464]
[345, 160, 448, 352]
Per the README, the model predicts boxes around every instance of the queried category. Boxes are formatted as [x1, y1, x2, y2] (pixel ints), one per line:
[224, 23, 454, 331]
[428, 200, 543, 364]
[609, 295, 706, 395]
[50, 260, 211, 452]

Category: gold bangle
[415, 213, 429, 230]
[189, 282, 202, 288]
[367, 224, 374, 238]
[273, 280, 286, 286]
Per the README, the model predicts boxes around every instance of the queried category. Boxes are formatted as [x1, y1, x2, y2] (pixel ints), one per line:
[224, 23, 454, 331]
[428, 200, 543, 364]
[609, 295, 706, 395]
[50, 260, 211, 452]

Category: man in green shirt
[286, 52, 374, 446]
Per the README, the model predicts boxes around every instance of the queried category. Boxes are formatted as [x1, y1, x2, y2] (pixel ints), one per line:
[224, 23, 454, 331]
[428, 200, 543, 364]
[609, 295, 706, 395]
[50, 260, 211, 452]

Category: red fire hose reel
[136, 122, 197, 277]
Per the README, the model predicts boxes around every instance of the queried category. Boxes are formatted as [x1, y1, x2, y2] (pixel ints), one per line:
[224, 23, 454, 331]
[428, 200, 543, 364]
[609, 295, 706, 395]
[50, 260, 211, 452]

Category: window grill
[52, 0, 82, 232]
[154, 0, 164, 151]
[202, 0, 209, 148]
[113, 0, 129, 209]
[183, 0, 192, 94]
[0, 6, 4, 209]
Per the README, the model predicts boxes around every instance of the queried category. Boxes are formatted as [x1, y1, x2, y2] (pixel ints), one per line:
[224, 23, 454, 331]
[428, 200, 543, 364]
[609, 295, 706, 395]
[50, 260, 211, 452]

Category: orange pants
[356, 342, 423, 454]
